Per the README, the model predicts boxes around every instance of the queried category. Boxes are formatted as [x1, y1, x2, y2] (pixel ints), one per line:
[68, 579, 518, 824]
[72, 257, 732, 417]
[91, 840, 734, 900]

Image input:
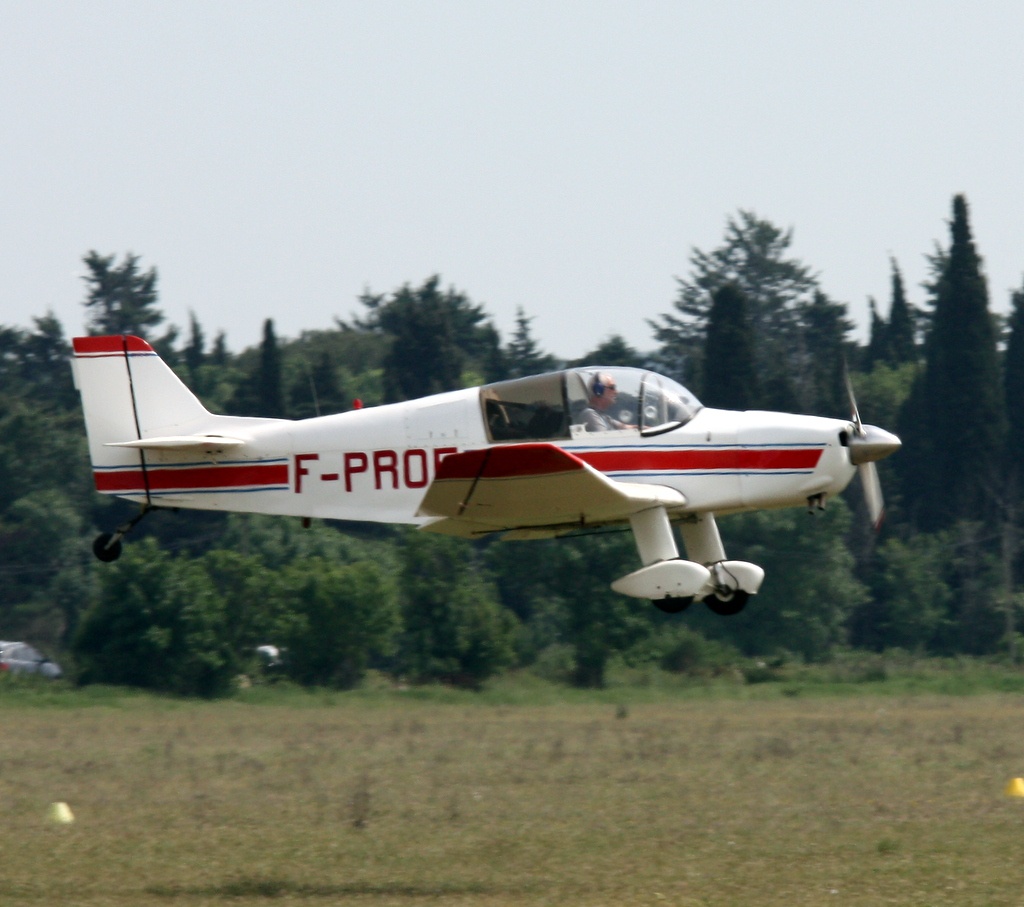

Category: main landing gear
[612, 508, 763, 616]
[92, 503, 154, 562]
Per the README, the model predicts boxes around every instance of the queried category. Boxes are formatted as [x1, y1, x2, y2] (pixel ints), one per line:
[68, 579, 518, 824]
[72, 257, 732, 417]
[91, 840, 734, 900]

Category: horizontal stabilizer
[106, 435, 247, 452]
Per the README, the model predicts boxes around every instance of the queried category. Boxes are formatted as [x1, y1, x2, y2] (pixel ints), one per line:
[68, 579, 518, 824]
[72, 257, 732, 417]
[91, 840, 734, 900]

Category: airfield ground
[3, 680, 1024, 906]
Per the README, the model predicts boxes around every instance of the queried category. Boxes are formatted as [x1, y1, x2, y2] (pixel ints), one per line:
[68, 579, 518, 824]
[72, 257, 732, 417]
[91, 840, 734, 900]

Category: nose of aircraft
[847, 424, 901, 465]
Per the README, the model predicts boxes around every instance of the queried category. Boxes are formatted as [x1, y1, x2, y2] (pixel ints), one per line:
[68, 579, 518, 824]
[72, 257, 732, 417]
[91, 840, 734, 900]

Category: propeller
[843, 370, 901, 530]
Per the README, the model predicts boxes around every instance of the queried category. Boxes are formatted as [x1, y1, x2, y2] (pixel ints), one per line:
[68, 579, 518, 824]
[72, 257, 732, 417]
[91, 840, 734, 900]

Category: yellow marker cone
[47, 801, 74, 824]
[1005, 778, 1024, 798]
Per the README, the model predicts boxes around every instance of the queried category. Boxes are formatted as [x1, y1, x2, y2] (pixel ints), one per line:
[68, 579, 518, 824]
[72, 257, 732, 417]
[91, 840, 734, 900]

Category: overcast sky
[3, 1, 1023, 361]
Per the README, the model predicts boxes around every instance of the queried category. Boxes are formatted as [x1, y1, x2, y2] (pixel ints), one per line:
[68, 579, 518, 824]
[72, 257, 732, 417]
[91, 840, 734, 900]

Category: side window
[481, 374, 570, 442]
[569, 369, 642, 436]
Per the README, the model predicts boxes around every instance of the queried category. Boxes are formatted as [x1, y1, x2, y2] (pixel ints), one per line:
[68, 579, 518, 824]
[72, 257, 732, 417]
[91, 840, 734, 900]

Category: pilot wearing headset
[580, 372, 631, 432]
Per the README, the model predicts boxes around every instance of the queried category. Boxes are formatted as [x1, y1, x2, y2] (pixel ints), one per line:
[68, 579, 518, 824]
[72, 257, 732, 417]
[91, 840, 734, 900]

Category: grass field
[4, 679, 1024, 906]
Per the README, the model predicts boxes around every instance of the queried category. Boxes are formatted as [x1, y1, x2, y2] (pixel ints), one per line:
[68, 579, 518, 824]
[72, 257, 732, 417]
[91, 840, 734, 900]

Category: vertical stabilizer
[71, 335, 213, 497]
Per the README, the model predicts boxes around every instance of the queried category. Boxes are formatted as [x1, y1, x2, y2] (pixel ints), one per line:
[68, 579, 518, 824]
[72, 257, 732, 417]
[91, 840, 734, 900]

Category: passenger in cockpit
[580, 373, 632, 432]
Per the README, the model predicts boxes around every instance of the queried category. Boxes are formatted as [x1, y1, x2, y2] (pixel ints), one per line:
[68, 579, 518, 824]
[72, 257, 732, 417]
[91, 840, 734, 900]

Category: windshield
[480, 368, 701, 443]
[638, 372, 702, 434]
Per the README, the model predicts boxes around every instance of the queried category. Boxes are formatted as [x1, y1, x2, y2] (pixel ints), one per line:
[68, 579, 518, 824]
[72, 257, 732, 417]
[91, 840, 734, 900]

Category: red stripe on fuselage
[436, 443, 823, 484]
[94, 462, 288, 493]
[575, 447, 823, 473]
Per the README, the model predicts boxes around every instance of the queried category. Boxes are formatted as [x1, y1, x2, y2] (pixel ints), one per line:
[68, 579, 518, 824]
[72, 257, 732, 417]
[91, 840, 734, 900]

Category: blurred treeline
[4, 194, 1024, 695]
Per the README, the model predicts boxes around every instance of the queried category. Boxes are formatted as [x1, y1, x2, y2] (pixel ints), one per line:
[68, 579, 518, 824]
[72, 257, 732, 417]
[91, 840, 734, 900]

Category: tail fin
[72, 335, 259, 498]
[72, 335, 210, 447]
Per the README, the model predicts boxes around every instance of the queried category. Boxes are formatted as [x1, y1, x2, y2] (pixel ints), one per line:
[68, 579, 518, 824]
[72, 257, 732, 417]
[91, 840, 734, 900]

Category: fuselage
[74, 337, 897, 602]
[101, 381, 858, 526]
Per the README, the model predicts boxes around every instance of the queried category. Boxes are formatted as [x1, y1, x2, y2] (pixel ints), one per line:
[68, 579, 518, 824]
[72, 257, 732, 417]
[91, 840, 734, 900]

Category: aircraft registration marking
[294, 447, 459, 493]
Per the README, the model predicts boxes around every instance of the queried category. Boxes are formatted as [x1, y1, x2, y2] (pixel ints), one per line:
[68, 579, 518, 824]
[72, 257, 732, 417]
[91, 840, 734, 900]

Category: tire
[93, 533, 122, 563]
[705, 590, 749, 616]
[653, 595, 693, 614]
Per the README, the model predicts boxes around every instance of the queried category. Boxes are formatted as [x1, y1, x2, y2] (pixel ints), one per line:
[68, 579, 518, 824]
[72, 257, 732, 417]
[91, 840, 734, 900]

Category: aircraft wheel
[705, 590, 749, 616]
[654, 595, 693, 614]
[93, 533, 122, 563]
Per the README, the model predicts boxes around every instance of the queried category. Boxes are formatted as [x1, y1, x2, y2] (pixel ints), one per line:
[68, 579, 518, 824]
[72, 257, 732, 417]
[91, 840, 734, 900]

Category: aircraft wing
[416, 442, 685, 538]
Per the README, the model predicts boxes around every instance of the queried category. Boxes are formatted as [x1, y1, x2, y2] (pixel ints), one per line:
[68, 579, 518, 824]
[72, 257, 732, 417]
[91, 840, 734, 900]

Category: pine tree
[571, 334, 645, 369]
[355, 276, 501, 402]
[81, 251, 164, 339]
[702, 284, 759, 410]
[651, 210, 821, 395]
[505, 307, 557, 378]
[795, 290, 854, 415]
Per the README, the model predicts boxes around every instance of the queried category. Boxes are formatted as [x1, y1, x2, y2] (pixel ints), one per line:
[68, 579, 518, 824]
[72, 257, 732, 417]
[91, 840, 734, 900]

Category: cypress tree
[702, 283, 759, 410]
[864, 298, 889, 371]
[184, 311, 206, 378]
[257, 319, 286, 419]
[916, 195, 1004, 529]
[796, 290, 853, 416]
[1003, 282, 1024, 489]
[886, 259, 917, 365]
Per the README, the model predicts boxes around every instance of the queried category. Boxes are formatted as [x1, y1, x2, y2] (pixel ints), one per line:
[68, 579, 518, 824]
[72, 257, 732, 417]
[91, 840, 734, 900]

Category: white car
[0, 641, 62, 678]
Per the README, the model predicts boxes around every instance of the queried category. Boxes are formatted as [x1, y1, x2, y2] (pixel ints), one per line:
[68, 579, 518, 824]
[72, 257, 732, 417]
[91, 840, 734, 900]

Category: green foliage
[0, 490, 92, 646]
[231, 319, 286, 417]
[486, 530, 655, 688]
[354, 275, 505, 401]
[692, 502, 867, 661]
[81, 251, 166, 340]
[505, 307, 558, 378]
[1003, 281, 1024, 488]
[629, 624, 741, 677]
[549, 533, 653, 687]
[911, 195, 1005, 530]
[865, 261, 918, 370]
[74, 539, 238, 697]
[858, 533, 955, 651]
[397, 533, 518, 688]
[0, 314, 77, 407]
[274, 558, 400, 688]
[650, 210, 854, 414]
[570, 333, 645, 369]
[852, 362, 917, 434]
[702, 283, 759, 409]
[216, 513, 394, 569]
[8, 220, 1024, 695]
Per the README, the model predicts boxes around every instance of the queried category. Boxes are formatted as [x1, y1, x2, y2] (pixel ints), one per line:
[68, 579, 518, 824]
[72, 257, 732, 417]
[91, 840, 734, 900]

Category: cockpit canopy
[480, 367, 702, 443]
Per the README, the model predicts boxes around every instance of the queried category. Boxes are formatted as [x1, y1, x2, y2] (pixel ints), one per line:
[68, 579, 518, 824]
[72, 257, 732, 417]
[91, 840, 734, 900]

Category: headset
[591, 374, 614, 398]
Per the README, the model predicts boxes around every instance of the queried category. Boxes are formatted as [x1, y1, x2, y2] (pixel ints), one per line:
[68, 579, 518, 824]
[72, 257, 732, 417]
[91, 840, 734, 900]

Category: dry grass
[4, 688, 1024, 905]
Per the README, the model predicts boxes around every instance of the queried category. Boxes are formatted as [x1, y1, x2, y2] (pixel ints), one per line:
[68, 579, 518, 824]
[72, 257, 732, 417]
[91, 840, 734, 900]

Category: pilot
[580, 373, 631, 432]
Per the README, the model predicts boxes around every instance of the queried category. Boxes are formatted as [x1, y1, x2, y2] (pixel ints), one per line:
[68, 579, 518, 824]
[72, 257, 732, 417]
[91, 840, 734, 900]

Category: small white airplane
[72, 334, 900, 615]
